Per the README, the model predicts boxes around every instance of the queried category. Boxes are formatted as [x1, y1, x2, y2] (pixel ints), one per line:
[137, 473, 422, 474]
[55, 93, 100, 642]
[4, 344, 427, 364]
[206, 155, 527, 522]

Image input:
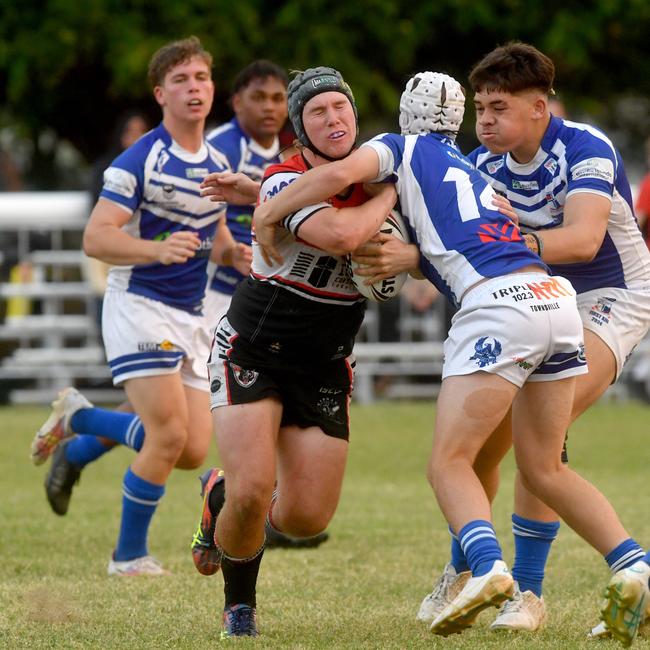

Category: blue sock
[458, 520, 503, 577]
[511, 514, 560, 597]
[605, 539, 645, 573]
[70, 408, 145, 451]
[64, 436, 114, 467]
[449, 525, 469, 573]
[114, 467, 165, 562]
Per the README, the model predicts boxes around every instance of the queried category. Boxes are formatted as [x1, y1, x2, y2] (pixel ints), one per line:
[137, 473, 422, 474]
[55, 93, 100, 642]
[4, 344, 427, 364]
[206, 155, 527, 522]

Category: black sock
[222, 549, 264, 608]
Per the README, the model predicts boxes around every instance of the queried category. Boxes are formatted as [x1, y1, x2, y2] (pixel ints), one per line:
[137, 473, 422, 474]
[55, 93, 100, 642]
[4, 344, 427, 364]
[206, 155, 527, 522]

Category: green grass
[1, 401, 649, 648]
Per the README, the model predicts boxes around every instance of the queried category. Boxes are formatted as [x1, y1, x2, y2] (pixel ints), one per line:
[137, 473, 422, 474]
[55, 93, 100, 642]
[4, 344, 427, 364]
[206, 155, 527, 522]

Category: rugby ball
[350, 209, 410, 302]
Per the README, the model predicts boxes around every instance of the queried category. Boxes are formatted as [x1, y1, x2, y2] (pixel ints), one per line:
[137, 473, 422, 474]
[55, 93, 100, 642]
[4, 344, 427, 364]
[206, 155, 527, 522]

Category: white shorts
[443, 273, 588, 387]
[577, 287, 650, 379]
[203, 289, 233, 334]
[102, 289, 211, 391]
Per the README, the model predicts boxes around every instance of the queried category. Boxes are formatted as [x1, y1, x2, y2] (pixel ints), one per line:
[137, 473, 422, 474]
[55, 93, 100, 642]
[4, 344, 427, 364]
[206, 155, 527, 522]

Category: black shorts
[208, 318, 356, 440]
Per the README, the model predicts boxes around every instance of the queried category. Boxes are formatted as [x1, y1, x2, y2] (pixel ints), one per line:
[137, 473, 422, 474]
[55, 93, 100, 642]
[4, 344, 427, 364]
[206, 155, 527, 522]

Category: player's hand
[231, 243, 252, 276]
[200, 172, 260, 205]
[156, 231, 201, 265]
[492, 193, 518, 225]
[253, 201, 283, 266]
[351, 236, 419, 285]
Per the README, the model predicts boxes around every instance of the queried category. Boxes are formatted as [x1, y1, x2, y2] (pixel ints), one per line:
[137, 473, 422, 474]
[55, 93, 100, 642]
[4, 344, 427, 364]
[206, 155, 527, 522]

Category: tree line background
[1, 0, 650, 189]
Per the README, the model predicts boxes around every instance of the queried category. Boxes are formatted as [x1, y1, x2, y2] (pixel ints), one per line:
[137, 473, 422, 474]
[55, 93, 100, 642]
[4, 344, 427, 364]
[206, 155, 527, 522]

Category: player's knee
[147, 420, 188, 464]
[228, 481, 274, 524]
[518, 462, 562, 498]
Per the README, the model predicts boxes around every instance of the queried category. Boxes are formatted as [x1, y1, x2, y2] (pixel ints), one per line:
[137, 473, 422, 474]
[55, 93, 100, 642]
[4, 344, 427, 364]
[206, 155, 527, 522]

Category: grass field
[1, 400, 649, 649]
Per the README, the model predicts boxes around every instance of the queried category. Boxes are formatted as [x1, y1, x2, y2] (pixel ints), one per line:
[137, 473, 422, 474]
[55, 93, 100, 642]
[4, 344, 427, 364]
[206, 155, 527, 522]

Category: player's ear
[153, 85, 165, 108]
[532, 95, 547, 120]
[232, 92, 242, 114]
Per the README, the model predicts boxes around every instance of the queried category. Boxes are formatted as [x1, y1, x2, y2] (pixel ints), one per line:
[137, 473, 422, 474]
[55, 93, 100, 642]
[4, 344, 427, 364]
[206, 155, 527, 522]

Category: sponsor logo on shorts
[491, 277, 570, 303]
[319, 387, 343, 395]
[317, 396, 342, 421]
[469, 336, 502, 368]
[529, 302, 560, 311]
[230, 364, 259, 388]
[589, 296, 615, 326]
[513, 357, 533, 370]
[578, 343, 587, 363]
[137, 339, 176, 352]
[210, 378, 222, 393]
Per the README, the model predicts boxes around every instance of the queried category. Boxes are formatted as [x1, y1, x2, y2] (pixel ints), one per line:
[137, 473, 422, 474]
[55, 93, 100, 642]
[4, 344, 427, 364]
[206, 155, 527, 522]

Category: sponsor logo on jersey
[512, 179, 539, 191]
[544, 158, 558, 174]
[265, 178, 296, 199]
[156, 150, 170, 173]
[544, 192, 561, 210]
[477, 222, 522, 243]
[571, 157, 614, 183]
[269, 342, 282, 353]
[137, 339, 176, 352]
[319, 387, 343, 395]
[486, 159, 504, 174]
[186, 167, 209, 179]
[103, 167, 137, 198]
[469, 336, 502, 368]
[231, 363, 259, 388]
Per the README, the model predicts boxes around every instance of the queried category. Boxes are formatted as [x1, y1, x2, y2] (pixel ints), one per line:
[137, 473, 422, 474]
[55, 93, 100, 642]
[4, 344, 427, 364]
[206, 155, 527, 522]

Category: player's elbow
[82, 228, 100, 258]
[325, 222, 368, 255]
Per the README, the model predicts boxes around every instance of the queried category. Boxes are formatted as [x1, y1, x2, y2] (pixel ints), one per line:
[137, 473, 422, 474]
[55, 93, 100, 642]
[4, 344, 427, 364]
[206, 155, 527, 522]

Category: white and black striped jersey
[226, 153, 367, 362]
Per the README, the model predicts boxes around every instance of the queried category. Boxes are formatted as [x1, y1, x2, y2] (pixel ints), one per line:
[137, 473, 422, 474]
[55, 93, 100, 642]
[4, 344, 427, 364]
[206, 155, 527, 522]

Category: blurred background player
[204, 59, 330, 550]
[417, 42, 650, 645]
[30, 36, 238, 576]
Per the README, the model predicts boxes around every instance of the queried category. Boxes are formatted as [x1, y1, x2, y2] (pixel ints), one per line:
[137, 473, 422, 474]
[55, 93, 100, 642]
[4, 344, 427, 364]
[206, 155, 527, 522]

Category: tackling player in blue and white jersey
[30, 37, 238, 576]
[450, 42, 650, 643]
[254, 69, 649, 643]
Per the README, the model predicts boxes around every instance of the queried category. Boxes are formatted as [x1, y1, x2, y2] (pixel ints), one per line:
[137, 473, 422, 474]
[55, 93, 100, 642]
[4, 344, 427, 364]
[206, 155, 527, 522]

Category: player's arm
[295, 184, 397, 256]
[351, 234, 421, 284]
[524, 192, 610, 263]
[200, 171, 260, 205]
[210, 216, 252, 276]
[83, 198, 199, 266]
[254, 147, 381, 263]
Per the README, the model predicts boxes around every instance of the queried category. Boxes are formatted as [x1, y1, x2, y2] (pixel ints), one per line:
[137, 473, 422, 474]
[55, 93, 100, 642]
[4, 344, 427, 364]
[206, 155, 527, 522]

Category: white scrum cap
[399, 72, 465, 137]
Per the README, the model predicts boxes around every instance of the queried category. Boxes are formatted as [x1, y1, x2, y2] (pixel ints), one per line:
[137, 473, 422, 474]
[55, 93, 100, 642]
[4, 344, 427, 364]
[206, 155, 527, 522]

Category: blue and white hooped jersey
[206, 118, 282, 295]
[100, 122, 229, 314]
[363, 132, 546, 307]
[468, 116, 650, 294]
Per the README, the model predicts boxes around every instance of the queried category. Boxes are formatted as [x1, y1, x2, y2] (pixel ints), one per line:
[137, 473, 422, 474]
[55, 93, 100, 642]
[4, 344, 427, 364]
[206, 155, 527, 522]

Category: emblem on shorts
[577, 343, 587, 364]
[230, 363, 259, 388]
[137, 339, 175, 352]
[589, 297, 615, 327]
[470, 336, 502, 368]
[210, 378, 222, 394]
[317, 397, 342, 421]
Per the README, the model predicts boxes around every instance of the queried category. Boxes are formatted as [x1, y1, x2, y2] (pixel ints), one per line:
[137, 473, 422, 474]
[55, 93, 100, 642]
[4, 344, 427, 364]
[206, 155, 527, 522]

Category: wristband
[529, 232, 544, 258]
